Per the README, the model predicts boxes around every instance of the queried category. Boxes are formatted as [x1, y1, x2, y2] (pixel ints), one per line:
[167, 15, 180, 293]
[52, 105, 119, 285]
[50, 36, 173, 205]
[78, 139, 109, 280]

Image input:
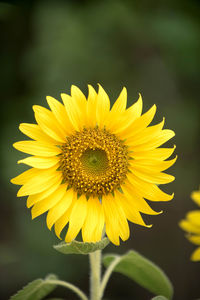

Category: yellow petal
[108, 93, 142, 133]
[125, 93, 143, 119]
[13, 141, 61, 157]
[46, 188, 74, 230]
[11, 168, 39, 185]
[65, 195, 88, 242]
[18, 156, 59, 169]
[93, 204, 105, 242]
[71, 85, 87, 124]
[115, 102, 156, 138]
[27, 175, 63, 208]
[102, 195, 120, 245]
[127, 173, 174, 202]
[17, 167, 62, 197]
[187, 210, 200, 227]
[54, 200, 75, 239]
[46, 96, 73, 135]
[96, 84, 110, 128]
[86, 85, 97, 127]
[103, 194, 130, 244]
[115, 190, 151, 227]
[31, 184, 67, 219]
[33, 105, 66, 143]
[104, 87, 127, 130]
[179, 220, 200, 234]
[127, 118, 165, 146]
[187, 235, 200, 246]
[19, 123, 56, 144]
[131, 129, 175, 152]
[82, 197, 102, 243]
[122, 179, 162, 215]
[61, 93, 83, 131]
[129, 156, 177, 173]
[131, 145, 176, 161]
[71, 85, 87, 105]
[131, 168, 175, 184]
[111, 87, 127, 113]
[191, 190, 200, 206]
[191, 247, 200, 261]
[82, 197, 104, 243]
[118, 213, 130, 242]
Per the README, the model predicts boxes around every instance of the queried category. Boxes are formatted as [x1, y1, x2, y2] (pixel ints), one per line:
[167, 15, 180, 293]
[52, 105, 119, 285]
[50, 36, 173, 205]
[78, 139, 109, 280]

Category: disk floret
[59, 127, 129, 197]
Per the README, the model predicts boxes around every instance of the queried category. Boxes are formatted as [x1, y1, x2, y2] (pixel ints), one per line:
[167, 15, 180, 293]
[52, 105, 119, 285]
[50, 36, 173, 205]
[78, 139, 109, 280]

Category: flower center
[80, 149, 109, 175]
[59, 127, 129, 197]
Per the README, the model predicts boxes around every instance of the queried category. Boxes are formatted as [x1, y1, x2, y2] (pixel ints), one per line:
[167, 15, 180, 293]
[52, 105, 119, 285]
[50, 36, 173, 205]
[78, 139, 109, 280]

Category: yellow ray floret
[11, 84, 176, 245]
[26, 177, 63, 208]
[179, 187, 200, 261]
[191, 189, 200, 206]
[107, 93, 142, 133]
[18, 156, 59, 169]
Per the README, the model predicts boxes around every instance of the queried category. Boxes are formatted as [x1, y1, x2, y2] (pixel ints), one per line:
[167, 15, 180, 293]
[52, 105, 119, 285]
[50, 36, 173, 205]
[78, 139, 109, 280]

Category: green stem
[100, 255, 121, 298]
[48, 279, 88, 300]
[89, 250, 102, 300]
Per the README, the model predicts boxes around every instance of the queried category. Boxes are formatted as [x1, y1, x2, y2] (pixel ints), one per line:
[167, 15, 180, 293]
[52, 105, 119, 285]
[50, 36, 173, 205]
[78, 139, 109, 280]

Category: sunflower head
[179, 187, 200, 261]
[11, 84, 176, 245]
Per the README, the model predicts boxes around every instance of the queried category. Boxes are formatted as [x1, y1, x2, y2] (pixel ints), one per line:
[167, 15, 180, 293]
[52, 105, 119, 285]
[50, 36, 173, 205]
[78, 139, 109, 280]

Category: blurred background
[0, 0, 200, 299]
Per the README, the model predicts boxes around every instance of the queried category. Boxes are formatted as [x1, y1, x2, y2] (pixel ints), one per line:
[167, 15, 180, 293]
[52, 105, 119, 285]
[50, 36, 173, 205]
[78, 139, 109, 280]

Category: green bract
[54, 238, 109, 255]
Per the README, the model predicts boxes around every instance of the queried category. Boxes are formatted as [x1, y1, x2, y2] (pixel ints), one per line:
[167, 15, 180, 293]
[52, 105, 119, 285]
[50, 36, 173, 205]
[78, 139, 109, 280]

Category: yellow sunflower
[179, 187, 200, 261]
[11, 85, 176, 245]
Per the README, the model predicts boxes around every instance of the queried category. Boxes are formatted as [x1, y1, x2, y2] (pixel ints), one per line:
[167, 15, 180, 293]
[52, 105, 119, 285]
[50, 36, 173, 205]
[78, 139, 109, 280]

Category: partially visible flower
[11, 84, 176, 245]
[179, 187, 200, 261]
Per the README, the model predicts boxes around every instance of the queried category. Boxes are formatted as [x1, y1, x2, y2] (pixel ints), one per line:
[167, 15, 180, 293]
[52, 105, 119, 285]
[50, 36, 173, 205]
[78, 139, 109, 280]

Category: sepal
[54, 237, 109, 255]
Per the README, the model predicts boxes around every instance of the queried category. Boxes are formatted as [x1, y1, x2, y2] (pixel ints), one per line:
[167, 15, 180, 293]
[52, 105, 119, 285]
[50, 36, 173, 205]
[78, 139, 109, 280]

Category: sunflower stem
[100, 255, 121, 298]
[89, 250, 102, 300]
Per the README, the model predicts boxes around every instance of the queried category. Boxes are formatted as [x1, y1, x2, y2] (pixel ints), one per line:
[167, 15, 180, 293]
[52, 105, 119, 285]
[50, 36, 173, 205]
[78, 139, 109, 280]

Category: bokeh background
[0, 0, 200, 299]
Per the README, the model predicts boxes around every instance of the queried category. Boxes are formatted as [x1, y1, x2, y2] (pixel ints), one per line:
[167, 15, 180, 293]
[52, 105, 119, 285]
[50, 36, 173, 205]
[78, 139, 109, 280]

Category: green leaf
[10, 274, 58, 300]
[103, 250, 173, 299]
[54, 237, 109, 255]
[151, 296, 168, 300]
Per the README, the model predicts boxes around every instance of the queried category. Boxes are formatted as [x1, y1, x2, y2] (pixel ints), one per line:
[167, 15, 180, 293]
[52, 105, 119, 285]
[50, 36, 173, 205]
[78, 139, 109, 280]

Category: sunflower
[11, 85, 176, 245]
[179, 187, 200, 261]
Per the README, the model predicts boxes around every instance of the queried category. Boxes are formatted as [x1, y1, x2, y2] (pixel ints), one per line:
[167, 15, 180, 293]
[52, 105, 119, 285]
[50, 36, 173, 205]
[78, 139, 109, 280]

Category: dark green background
[0, 0, 200, 299]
